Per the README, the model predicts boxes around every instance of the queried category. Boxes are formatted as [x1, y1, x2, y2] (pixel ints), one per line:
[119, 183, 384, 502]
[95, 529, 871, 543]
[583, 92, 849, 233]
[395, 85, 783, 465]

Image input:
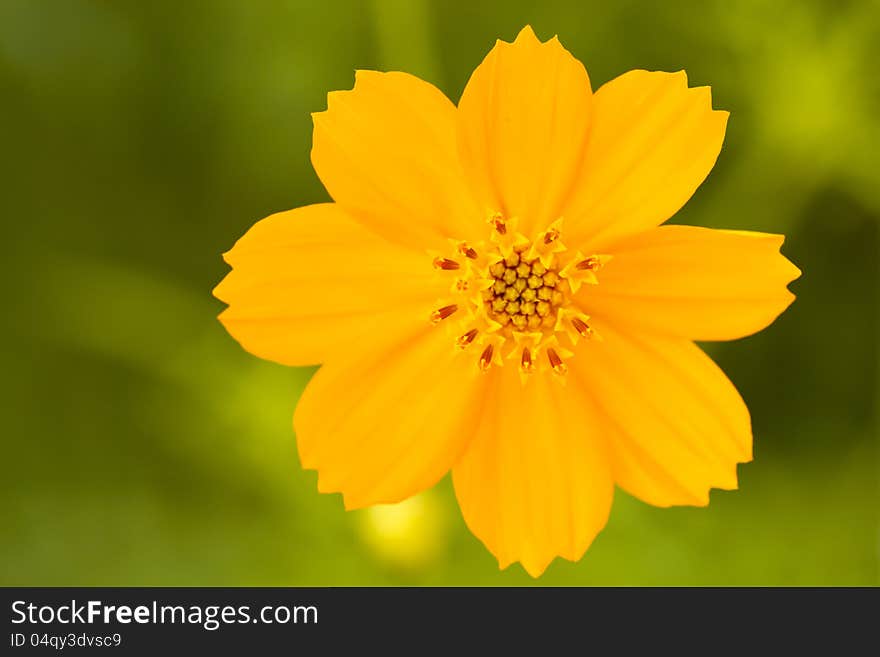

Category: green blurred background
[1, 0, 877, 585]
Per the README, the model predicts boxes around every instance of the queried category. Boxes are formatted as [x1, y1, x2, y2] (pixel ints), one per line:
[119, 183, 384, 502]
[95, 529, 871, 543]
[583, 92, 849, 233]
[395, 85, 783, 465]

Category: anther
[520, 347, 534, 374]
[458, 242, 478, 259]
[547, 348, 568, 376]
[543, 228, 560, 244]
[430, 304, 458, 323]
[571, 317, 593, 338]
[576, 256, 603, 271]
[457, 329, 478, 348]
[455, 279, 469, 292]
[432, 257, 460, 271]
[479, 344, 494, 371]
[490, 215, 507, 235]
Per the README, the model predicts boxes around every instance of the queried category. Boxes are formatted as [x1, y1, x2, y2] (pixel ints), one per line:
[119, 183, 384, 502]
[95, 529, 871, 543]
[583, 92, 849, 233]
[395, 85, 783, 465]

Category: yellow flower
[214, 26, 801, 577]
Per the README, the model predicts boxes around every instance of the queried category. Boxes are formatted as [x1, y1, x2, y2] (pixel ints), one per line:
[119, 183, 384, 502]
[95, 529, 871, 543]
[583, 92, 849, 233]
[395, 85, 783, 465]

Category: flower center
[484, 249, 563, 331]
[429, 215, 611, 378]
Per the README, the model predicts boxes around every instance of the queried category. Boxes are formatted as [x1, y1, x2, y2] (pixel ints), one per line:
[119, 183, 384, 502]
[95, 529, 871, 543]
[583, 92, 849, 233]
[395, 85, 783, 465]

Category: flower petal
[214, 203, 441, 366]
[563, 70, 729, 249]
[580, 225, 801, 341]
[294, 318, 489, 509]
[456, 26, 593, 237]
[452, 367, 613, 577]
[311, 70, 481, 250]
[572, 323, 752, 507]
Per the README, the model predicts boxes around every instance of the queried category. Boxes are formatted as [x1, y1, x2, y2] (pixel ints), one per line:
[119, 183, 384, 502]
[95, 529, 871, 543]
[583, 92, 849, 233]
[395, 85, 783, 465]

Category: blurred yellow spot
[357, 491, 447, 570]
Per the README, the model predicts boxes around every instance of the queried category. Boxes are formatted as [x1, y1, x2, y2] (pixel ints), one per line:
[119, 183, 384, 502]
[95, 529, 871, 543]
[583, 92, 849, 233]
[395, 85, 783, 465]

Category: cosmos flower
[214, 26, 800, 576]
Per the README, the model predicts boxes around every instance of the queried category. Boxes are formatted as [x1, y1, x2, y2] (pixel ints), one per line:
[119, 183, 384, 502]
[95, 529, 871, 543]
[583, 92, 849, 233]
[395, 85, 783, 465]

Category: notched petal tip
[321, 70, 386, 113]
[778, 240, 803, 284]
[513, 24, 539, 42]
[211, 275, 230, 303]
[520, 556, 555, 579]
[760, 232, 803, 289]
[491, 550, 554, 579]
[503, 25, 569, 52]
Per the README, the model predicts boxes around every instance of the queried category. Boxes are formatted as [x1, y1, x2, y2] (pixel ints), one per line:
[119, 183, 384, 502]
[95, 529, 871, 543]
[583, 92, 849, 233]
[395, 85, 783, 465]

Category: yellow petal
[563, 70, 729, 249]
[452, 367, 613, 577]
[457, 26, 593, 237]
[580, 225, 801, 341]
[214, 203, 441, 366]
[572, 323, 752, 507]
[311, 70, 481, 250]
[294, 317, 489, 509]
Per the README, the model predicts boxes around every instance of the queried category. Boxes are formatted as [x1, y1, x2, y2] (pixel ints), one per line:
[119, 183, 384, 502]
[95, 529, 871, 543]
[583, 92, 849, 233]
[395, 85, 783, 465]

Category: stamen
[438, 224, 591, 371]
[520, 347, 534, 374]
[490, 215, 507, 235]
[576, 256, 603, 271]
[430, 304, 458, 323]
[457, 242, 478, 259]
[479, 344, 494, 371]
[543, 228, 560, 244]
[457, 328, 478, 348]
[432, 257, 460, 271]
[570, 317, 593, 338]
[547, 348, 567, 375]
